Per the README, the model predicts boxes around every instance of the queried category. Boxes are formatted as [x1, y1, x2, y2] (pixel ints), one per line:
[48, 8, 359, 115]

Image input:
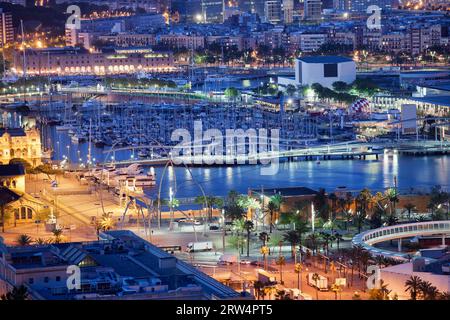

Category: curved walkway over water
[352, 221, 450, 260]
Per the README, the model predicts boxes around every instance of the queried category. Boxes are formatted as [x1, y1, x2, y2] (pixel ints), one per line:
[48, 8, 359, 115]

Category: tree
[311, 273, 320, 300]
[267, 194, 283, 233]
[51, 227, 64, 244]
[385, 187, 399, 218]
[227, 235, 245, 258]
[99, 212, 114, 231]
[225, 204, 246, 222]
[275, 289, 291, 300]
[369, 280, 391, 300]
[328, 193, 338, 221]
[307, 233, 319, 254]
[355, 188, 372, 233]
[1, 285, 28, 300]
[283, 230, 300, 258]
[338, 192, 354, 230]
[313, 188, 329, 221]
[259, 232, 270, 268]
[34, 238, 48, 245]
[17, 234, 32, 246]
[405, 276, 422, 300]
[332, 81, 350, 92]
[295, 220, 309, 246]
[285, 84, 296, 97]
[244, 220, 254, 257]
[403, 203, 416, 221]
[224, 87, 239, 101]
[195, 195, 224, 222]
[419, 281, 440, 300]
[319, 231, 333, 255]
[334, 232, 343, 251]
[275, 255, 286, 284]
[253, 280, 265, 300]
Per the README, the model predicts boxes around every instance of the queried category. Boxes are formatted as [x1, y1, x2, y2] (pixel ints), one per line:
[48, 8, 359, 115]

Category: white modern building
[278, 56, 356, 89]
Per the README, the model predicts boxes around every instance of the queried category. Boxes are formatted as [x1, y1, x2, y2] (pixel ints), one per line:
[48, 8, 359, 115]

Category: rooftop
[0, 187, 21, 205]
[297, 56, 354, 64]
[0, 127, 26, 137]
[0, 164, 26, 177]
[409, 96, 450, 108]
[251, 186, 318, 197]
[1, 230, 247, 300]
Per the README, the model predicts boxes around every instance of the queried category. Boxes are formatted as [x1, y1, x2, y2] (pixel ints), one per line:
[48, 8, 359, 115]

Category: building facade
[0, 128, 42, 167]
[0, 9, 14, 48]
[304, 0, 322, 21]
[12, 47, 175, 76]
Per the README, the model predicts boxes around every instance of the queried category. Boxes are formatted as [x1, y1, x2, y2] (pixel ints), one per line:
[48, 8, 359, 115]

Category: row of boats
[83, 164, 156, 189]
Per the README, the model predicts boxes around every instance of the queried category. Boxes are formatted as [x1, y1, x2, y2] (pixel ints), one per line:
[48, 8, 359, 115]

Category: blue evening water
[46, 128, 449, 198]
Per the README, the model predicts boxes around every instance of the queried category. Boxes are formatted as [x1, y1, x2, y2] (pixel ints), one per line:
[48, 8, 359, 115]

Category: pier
[99, 140, 450, 167]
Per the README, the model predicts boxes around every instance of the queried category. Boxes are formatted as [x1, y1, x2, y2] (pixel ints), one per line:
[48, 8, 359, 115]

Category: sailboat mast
[21, 20, 26, 78]
[88, 118, 92, 166]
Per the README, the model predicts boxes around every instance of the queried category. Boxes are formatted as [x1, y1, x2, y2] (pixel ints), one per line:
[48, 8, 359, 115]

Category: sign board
[401, 104, 417, 135]
[335, 278, 347, 286]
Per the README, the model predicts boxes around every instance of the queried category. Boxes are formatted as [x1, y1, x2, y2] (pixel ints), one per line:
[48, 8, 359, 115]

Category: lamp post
[311, 202, 315, 233]
[222, 208, 225, 252]
[295, 263, 303, 291]
[169, 186, 174, 231]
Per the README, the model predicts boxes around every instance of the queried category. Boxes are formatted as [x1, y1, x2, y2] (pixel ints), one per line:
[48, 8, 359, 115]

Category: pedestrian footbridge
[352, 221, 450, 260]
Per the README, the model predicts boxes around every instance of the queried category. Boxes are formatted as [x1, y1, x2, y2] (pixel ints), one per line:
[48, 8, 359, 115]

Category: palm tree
[17, 234, 32, 246]
[403, 203, 416, 221]
[194, 195, 224, 222]
[405, 275, 422, 300]
[419, 281, 440, 300]
[259, 232, 270, 268]
[275, 289, 291, 300]
[369, 280, 391, 300]
[224, 203, 246, 221]
[51, 227, 64, 244]
[267, 194, 283, 233]
[385, 187, 399, 218]
[295, 220, 309, 246]
[1, 285, 28, 300]
[313, 188, 329, 221]
[438, 292, 450, 300]
[34, 238, 47, 245]
[334, 232, 343, 251]
[232, 218, 246, 255]
[259, 232, 270, 247]
[275, 255, 286, 284]
[307, 233, 319, 254]
[99, 212, 115, 231]
[355, 188, 372, 231]
[283, 230, 300, 258]
[253, 281, 265, 300]
[338, 192, 354, 230]
[244, 220, 254, 257]
[319, 232, 332, 255]
[328, 193, 338, 221]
